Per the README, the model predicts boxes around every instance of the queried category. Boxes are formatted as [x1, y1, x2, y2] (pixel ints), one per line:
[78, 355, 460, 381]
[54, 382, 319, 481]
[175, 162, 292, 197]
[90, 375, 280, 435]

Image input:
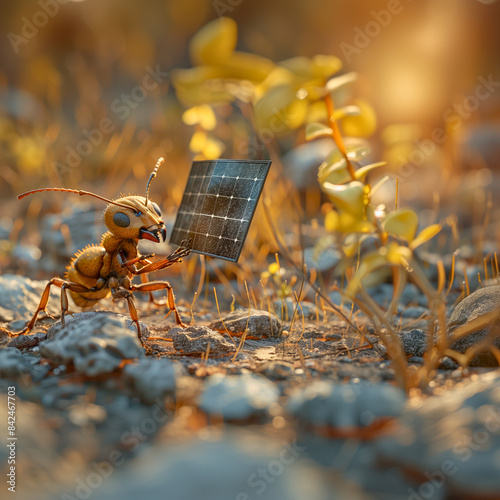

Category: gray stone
[209, 308, 282, 339]
[0, 347, 33, 377]
[376, 371, 500, 498]
[282, 138, 336, 189]
[40, 313, 144, 375]
[0, 274, 60, 324]
[124, 358, 191, 404]
[7, 332, 47, 350]
[288, 380, 406, 429]
[256, 360, 295, 380]
[72, 430, 365, 500]
[448, 285, 500, 366]
[399, 329, 427, 357]
[303, 246, 340, 274]
[171, 325, 236, 355]
[399, 306, 429, 319]
[199, 373, 280, 421]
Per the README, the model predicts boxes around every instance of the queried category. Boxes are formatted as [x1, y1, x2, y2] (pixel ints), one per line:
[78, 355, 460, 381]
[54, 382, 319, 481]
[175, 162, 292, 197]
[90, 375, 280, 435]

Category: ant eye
[151, 202, 162, 216]
[113, 212, 130, 227]
[134, 210, 142, 217]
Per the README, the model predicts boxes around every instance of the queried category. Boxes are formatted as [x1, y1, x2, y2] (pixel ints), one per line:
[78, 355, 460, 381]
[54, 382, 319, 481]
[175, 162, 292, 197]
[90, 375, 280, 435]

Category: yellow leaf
[334, 105, 361, 120]
[189, 130, 207, 153]
[318, 155, 349, 185]
[171, 67, 235, 105]
[382, 209, 419, 242]
[279, 55, 342, 81]
[253, 85, 308, 133]
[305, 122, 333, 141]
[219, 52, 274, 82]
[324, 210, 339, 232]
[203, 135, 225, 159]
[326, 72, 357, 93]
[354, 162, 386, 181]
[268, 262, 280, 274]
[345, 250, 387, 298]
[310, 55, 343, 80]
[322, 181, 366, 216]
[410, 224, 441, 250]
[189, 17, 237, 66]
[341, 99, 377, 138]
[317, 139, 371, 186]
[182, 105, 217, 130]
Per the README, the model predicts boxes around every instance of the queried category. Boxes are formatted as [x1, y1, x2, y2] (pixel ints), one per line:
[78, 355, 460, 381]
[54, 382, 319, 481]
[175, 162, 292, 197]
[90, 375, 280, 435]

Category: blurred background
[1, 0, 500, 277]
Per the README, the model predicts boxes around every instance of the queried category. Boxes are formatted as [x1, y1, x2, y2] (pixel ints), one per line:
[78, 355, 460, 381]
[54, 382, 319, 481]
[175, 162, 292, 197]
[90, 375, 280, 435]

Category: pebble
[209, 308, 282, 339]
[76, 430, 366, 500]
[199, 373, 280, 421]
[255, 360, 295, 380]
[0, 347, 34, 377]
[399, 329, 427, 357]
[376, 371, 500, 498]
[448, 285, 500, 366]
[171, 325, 236, 355]
[40, 313, 144, 376]
[287, 380, 406, 430]
[124, 357, 192, 404]
[0, 274, 60, 323]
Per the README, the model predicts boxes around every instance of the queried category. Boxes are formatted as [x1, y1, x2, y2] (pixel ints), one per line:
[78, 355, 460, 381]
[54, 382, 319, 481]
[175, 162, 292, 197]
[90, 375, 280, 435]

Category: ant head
[105, 157, 166, 242]
[18, 157, 167, 243]
[104, 194, 166, 242]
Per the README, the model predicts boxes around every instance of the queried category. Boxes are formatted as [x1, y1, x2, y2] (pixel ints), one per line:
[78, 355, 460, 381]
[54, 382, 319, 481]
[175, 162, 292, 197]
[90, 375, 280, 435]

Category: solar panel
[170, 159, 272, 262]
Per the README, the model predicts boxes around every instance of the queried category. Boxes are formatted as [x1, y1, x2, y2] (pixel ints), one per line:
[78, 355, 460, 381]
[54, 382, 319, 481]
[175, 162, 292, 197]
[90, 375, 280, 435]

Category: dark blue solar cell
[170, 159, 271, 262]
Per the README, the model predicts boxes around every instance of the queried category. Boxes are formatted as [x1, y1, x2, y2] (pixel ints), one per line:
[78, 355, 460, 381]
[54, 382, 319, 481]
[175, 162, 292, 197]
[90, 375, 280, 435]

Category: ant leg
[140, 273, 166, 307]
[130, 281, 187, 328]
[110, 288, 143, 345]
[1, 278, 90, 337]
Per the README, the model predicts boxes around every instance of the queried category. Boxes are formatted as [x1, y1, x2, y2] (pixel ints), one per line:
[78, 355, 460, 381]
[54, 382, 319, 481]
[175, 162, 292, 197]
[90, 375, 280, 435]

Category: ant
[1, 157, 191, 347]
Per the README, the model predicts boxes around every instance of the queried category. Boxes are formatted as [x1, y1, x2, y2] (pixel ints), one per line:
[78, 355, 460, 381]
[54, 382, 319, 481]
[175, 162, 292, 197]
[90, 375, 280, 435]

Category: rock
[282, 138, 336, 189]
[0, 274, 60, 324]
[303, 246, 340, 274]
[376, 371, 500, 498]
[288, 380, 406, 431]
[124, 358, 192, 404]
[0, 347, 33, 377]
[398, 306, 429, 319]
[256, 360, 295, 380]
[448, 285, 500, 366]
[7, 332, 47, 350]
[209, 308, 282, 339]
[399, 329, 427, 357]
[39, 313, 144, 376]
[199, 373, 280, 421]
[171, 325, 236, 355]
[438, 356, 459, 370]
[71, 430, 365, 500]
[49, 310, 150, 341]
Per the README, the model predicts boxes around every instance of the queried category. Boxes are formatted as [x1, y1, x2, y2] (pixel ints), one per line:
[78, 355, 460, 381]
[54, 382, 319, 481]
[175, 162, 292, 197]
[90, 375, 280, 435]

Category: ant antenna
[17, 188, 133, 210]
[145, 157, 164, 206]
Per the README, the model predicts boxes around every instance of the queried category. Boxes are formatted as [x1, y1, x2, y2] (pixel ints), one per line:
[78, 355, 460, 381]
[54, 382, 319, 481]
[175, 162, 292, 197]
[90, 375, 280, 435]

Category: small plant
[171, 17, 495, 391]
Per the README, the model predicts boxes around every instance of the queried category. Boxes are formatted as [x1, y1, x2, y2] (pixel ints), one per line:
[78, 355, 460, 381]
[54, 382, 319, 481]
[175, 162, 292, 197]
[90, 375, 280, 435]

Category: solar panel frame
[169, 159, 272, 262]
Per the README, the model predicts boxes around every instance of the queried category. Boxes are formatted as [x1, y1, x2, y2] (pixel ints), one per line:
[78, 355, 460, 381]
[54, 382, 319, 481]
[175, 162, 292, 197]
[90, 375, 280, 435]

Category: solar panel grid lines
[170, 159, 272, 262]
